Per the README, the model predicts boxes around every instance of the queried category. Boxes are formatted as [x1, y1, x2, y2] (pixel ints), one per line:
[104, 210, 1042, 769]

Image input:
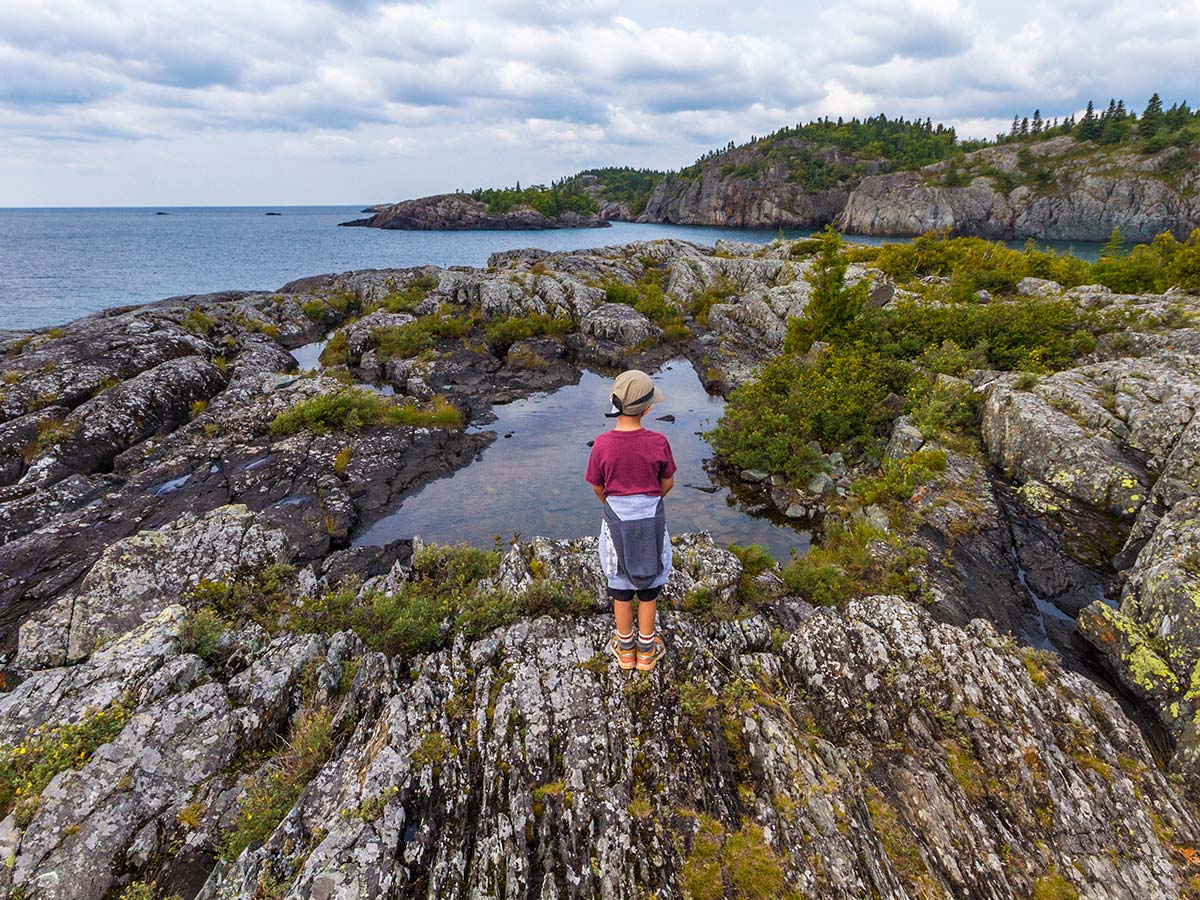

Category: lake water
[352, 359, 810, 559]
[0, 206, 1107, 331]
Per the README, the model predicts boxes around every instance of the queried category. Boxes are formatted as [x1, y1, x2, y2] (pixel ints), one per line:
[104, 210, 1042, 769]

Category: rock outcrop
[838, 137, 1200, 241]
[340, 193, 609, 230]
[4, 240, 1200, 898]
[0, 503, 1196, 900]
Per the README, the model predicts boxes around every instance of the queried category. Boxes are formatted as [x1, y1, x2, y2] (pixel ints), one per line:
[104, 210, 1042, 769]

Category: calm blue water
[0, 206, 1106, 331]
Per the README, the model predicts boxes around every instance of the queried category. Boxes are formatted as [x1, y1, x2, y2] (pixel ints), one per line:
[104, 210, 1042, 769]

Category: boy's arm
[660, 475, 674, 496]
[591, 483, 606, 502]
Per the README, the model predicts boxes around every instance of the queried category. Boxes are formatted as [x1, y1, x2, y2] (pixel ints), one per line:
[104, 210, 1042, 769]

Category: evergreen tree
[1032, 109, 1043, 133]
[1010, 115, 1021, 137]
[1141, 92, 1164, 133]
[1020, 116, 1030, 136]
[791, 226, 868, 346]
[1078, 101, 1099, 140]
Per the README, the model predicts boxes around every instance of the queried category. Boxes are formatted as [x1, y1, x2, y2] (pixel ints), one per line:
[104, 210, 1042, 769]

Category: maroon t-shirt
[585, 428, 677, 497]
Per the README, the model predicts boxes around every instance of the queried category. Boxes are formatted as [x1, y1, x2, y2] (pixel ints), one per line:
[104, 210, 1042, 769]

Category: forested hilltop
[353, 94, 1200, 239]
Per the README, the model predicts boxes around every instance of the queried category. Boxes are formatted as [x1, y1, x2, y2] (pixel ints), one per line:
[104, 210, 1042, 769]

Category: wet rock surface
[2, 239, 1200, 898]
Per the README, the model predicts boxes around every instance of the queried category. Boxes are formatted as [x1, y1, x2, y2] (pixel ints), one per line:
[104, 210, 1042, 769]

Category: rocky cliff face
[837, 137, 1200, 241]
[341, 194, 609, 230]
[624, 138, 862, 229]
[3, 242, 1200, 898]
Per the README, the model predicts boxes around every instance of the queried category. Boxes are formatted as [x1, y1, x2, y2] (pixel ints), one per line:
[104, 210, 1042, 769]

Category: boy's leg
[636, 587, 666, 671]
[636, 599, 656, 645]
[614, 597, 634, 640]
[610, 589, 637, 669]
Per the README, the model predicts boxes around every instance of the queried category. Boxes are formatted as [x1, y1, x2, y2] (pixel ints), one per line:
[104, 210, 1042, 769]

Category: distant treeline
[469, 179, 598, 217]
[461, 95, 1196, 212]
[995, 94, 1200, 151]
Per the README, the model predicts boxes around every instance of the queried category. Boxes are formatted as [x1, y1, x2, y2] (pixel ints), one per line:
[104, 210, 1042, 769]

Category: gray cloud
[0, 0, 1196, 205]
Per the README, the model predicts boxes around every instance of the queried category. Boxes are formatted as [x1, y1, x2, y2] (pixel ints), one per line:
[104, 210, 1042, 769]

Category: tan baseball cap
[605, 369, 665, 417]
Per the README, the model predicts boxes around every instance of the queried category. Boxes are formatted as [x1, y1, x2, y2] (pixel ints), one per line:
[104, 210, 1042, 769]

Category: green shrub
[0, 701, 132, 826]
[687, 276, 739, 327]
[878, 297, 1096, 372]
[268, 389, 461, 437]
[318, 332, 349, 367]
[179, 608, 225, 660]
[483, 313, 571, 355]
[781, 519, 921, 607]
[1163, 227, 1200, 293]
[707, 344, 910, 481]
[603, 275, 688, 339]
[906, 375, 978, 439]
[372, 310, 472, 362]
[851, 449, 948, 506]
[182, 309, 215, 336]
[370, 274, 438, 314]
[795, 225, 869, 345]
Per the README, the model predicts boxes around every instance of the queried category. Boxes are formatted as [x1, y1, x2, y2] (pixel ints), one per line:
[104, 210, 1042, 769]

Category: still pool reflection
[353, 360, 810, 560]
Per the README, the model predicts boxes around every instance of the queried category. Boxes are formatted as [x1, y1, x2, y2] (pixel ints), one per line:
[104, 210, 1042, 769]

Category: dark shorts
[610, 585, 664, 602]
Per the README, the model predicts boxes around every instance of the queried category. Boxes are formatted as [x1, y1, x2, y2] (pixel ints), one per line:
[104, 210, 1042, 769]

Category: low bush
[182, 309, 215, 336]
[189, 544, 590, 661]
[708, 344, 910, 481]
[179, 608, 225, 660]
[483, 313, 571, 355]
[372, 311, 473, 362]
[687, 276, 739, 327]
[0, 701, 132, 826]
[603, 275, 690, 340]
[369, 274, 439, 315]
[781, 519, 923, 607]
[851, 449, 948, 507]
[268, 389, 462, 437]
[905, 375, 979, 440]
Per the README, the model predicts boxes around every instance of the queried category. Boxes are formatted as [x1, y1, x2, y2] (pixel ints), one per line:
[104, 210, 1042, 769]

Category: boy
[584, 369, 676, 672]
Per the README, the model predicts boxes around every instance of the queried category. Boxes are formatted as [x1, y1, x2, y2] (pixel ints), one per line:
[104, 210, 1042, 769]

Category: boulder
[16, 504, 289, 668]
[579, 303, 661, 346]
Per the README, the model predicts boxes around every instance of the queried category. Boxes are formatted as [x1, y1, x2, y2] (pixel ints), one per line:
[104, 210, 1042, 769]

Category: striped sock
[617, 628, 635, 651]
[637, 630, 655, 652]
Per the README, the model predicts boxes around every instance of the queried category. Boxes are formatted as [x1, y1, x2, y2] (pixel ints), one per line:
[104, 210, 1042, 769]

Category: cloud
[0, 0, 1197, 204]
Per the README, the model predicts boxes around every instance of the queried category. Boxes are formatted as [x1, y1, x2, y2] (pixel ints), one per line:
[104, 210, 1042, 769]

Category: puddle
[353, 360, 810, 559]
[148, 473, 190, 496]
[290, 335, 330, 371]
[1012, 548, 1074, 652]
[239, 454, 272, 472]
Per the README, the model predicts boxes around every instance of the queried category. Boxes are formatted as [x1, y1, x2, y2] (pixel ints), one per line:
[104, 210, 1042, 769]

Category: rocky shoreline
[2, 237, 1200, 898]
[340, 192, 610, 230]
[361, 135, 1200, 241]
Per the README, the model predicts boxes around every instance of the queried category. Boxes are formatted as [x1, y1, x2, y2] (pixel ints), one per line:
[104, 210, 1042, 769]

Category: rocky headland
[340, 193, 609, 231]
[2, 235, 1200, 898]
[362, 110, 1200, 241]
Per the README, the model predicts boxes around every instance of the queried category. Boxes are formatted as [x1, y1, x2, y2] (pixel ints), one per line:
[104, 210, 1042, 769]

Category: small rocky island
[341, 191, 610, 230]
[2, 232, 1200, 898]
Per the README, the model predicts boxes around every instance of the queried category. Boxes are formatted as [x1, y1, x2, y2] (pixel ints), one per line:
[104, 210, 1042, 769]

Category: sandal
[610, 634, 637, 671]
[636, 635, 666, 672]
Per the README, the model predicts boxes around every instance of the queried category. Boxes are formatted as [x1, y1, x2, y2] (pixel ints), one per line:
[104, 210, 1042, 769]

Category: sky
[2, 0, 1198, 206]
